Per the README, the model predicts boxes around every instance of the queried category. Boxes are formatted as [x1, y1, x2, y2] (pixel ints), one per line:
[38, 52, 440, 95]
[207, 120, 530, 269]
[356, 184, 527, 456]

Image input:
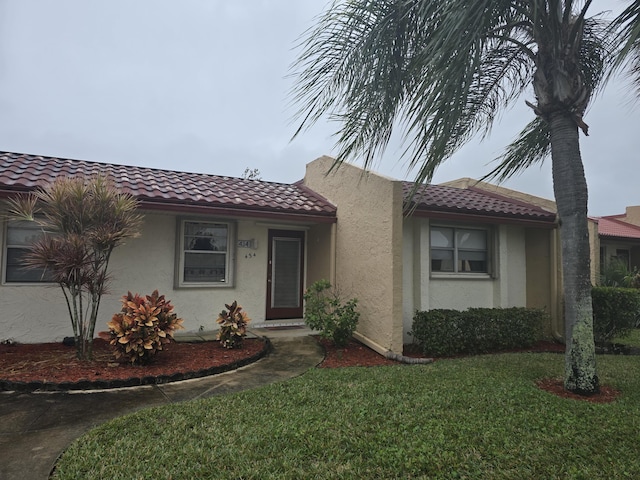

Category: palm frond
[290, 0, 611, 186]
[483, 117, 550, 183]
[290, 0, 534, 182]
[610, 1, 640, 93]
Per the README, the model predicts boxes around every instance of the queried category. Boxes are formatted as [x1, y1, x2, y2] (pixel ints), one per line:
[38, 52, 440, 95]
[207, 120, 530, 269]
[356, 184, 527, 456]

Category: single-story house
[0, 151, 337, 343]
[0, 152, 562, 353]
[590, 206, 640, 283]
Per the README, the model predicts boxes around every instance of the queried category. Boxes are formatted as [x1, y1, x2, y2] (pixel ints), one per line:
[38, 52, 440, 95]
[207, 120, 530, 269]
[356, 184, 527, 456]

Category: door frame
[266, 229, 305, 319]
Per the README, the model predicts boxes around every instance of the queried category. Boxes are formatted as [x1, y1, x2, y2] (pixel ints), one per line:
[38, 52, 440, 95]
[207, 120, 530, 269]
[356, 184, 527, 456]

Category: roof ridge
[466, 185, 553, 214]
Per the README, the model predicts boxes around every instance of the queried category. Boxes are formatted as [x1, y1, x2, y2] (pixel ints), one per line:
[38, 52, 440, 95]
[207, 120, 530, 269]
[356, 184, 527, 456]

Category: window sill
[176, 283, 234, 289]
[430, 273, 493, 280]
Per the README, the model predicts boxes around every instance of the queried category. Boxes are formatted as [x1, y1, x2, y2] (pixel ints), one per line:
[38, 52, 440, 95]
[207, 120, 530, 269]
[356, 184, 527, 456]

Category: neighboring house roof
[0, 151, 336, 223]
[402, 181, 557, 226]
[593, 215, 640, 240]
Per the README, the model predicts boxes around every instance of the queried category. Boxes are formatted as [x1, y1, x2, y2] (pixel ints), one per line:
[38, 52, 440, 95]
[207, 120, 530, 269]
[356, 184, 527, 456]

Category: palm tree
[289, 0, 631, 395]
[612, 1, 640, 90]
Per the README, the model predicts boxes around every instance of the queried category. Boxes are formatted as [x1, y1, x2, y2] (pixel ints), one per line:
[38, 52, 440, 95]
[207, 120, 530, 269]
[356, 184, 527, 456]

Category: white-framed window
[431, 225, 490, 274]
[177, 219, 234, 287]
[4, 220, 53, 283]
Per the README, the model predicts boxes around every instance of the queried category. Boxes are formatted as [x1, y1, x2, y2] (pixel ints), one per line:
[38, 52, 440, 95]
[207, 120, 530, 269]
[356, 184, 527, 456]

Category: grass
[614, 327, 640, 346]
[52, 352, 640, 480]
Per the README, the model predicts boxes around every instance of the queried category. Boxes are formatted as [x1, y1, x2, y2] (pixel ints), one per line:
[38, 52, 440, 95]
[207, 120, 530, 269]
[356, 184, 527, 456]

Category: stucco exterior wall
[0, 210, 318, 343]
[528, 228, 562, 336]
[306, 223, 335, 286]
[588, 218, 600, 285]
[624, 206, 640, 226]
[401, 220, 530, 343]
[304, 156, 404, 353]
[525, 228, 559, 331]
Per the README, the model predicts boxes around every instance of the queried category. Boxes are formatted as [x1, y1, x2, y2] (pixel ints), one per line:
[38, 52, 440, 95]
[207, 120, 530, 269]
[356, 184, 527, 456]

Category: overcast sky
[0, 1, 636, 216]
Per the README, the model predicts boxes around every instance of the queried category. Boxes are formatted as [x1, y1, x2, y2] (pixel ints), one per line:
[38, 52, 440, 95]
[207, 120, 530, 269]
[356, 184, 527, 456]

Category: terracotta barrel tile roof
[402, 181, 557, 223]
[0, 152, 336, 220]
[595, 216, 640, 239]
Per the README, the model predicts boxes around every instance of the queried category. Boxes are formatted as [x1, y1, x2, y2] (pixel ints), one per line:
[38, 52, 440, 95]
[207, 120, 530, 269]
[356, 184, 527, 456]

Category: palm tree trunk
[549, 112, 599, 395]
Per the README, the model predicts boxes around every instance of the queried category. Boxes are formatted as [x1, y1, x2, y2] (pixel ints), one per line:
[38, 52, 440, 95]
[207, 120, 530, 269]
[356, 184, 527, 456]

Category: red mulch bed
[0, 338, 265, 385]
[535, 378, 621, 404]
[0, 336, 620, 402]
[316, 337, 400, 368]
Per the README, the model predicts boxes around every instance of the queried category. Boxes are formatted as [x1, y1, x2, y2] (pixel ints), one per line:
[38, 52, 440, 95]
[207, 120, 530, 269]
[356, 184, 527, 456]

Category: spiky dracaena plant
[7, 175, 142, 360]
[216, 301, 251, 349]
[107, 290, 184, 365]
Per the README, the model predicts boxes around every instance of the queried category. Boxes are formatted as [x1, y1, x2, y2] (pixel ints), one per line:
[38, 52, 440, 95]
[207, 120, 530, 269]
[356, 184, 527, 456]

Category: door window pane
[272, 238, 302, 308]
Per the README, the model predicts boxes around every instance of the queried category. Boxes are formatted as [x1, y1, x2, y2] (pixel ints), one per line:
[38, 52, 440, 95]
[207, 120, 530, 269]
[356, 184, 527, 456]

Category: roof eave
[138, 200, 337, 224]
[599, 234, 640, 242]
[408, 208, 557, 229]
[0, 187, 337, 224]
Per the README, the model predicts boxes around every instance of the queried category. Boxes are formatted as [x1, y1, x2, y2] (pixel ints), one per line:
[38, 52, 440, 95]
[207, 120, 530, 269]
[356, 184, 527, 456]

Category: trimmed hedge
[592, 286, 640, 344]
[410, 307, 546, 357]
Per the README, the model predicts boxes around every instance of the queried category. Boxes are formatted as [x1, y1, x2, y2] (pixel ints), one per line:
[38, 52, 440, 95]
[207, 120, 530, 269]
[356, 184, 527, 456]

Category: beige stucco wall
[304, 156, 404, 353]
[587, 218, 600, 285]
[0, 210, 320, 343]
[624, 206, 640, 226]
[402, 220, 530, 343]
[525, 228, 562, 337]
[306, 223, 336, 287]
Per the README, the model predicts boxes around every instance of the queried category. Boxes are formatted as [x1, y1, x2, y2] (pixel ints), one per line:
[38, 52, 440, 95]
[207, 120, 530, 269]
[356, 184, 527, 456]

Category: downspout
[353, 331, 433, 365]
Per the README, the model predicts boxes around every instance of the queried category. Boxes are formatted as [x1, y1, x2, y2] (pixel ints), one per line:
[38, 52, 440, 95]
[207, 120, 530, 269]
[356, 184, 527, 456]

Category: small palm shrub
[624, 267, 640, 289]
[600, 258, 639, 287]
[216, 301, 251, 348]
[303, 279, 359, 347]
[107, 290, 184, 364]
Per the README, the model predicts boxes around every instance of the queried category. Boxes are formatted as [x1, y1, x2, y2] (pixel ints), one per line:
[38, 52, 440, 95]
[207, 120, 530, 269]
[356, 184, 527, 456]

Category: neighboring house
[590, 206, 640, 283]
[1, 151, 563, 353]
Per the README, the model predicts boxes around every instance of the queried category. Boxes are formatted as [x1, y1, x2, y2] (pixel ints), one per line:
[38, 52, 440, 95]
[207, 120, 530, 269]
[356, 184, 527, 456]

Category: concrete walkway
[0, 329, 323, 480]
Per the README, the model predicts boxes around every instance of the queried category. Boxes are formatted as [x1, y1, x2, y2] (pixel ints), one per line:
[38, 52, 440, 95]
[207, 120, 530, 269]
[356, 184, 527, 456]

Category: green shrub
[410, 307, 545, 356]
[107, 290, 184, 364]
[592, 286, 640, 344]
[600, 258, 632, 287]
[303, 279, 360, 347]
[216, 301, 251, 349]
[624, 267, 640, 289]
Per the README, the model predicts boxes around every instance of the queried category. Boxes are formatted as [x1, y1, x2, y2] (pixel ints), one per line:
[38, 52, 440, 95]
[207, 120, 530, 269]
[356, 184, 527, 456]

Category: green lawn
[615, 327, 640, 346]
[53, 353, 640, 479]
